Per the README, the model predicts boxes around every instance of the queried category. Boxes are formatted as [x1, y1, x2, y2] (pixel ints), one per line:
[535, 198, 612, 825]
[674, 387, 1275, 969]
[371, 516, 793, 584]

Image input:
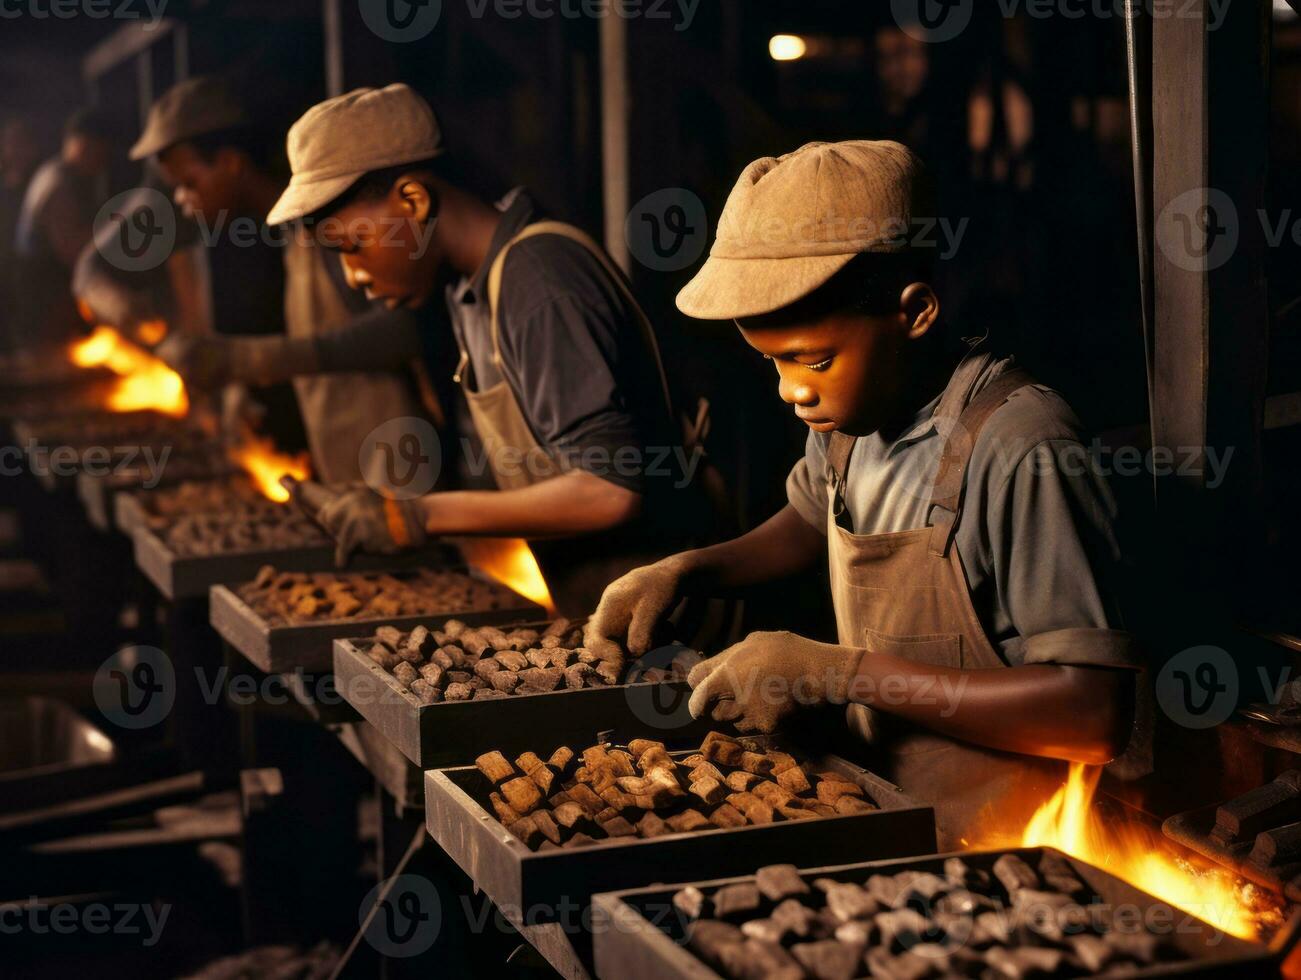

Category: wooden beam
[82, 20, 177, 83]
[1150, 0, 1271, 594]
[323, 0, 344, 97]
[600, 15, 630, 272]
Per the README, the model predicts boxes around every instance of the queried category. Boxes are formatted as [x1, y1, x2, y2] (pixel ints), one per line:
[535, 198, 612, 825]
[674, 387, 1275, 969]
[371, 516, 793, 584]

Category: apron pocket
[862, 627, 963, 669]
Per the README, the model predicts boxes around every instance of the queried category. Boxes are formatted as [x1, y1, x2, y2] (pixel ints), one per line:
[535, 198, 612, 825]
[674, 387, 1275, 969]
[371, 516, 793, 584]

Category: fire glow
[69, 326, 189, 418]
[228, 432, 311, 503]
[970, 763, 1280, 942]
[457, 538, 556, 616]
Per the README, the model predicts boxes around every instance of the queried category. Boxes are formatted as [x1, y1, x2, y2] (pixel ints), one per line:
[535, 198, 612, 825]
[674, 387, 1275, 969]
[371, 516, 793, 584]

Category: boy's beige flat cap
[130, 76, 250, 161]
[266, 83, 443, 226]
[677, 140, 927, 320]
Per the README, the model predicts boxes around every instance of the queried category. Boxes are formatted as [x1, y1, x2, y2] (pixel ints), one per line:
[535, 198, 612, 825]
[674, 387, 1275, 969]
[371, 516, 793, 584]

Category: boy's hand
[314, 485, 428, 567]
[686, 631, 862, 733]
[584, 556, 693, 664]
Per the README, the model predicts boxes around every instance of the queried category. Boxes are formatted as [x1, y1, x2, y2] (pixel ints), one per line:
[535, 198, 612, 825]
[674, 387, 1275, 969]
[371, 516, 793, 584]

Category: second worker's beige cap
[677, 140, 929, 320]
[267, 83, 443, 226]
[130, 76, 251, 161]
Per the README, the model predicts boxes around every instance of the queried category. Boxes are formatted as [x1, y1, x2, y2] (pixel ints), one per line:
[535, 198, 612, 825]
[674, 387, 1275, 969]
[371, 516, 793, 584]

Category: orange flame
[228, 432, 311, 502]
[69, 326, 189, 418]
[136, 319, 168, 346]
[970, 763, 1280, 941]
[457, 538, 556, 616]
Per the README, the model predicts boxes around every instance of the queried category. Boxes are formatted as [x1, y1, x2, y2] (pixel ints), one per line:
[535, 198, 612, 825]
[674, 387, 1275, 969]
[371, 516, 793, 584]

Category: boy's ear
[396, 177, 437, 224]
[899, 282, 940, 340]
[215, 147, 248, 178]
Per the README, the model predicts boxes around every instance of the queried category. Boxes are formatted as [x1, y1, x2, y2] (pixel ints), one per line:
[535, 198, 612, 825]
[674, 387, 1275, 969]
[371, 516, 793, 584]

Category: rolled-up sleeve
[786, 431, 830, 533]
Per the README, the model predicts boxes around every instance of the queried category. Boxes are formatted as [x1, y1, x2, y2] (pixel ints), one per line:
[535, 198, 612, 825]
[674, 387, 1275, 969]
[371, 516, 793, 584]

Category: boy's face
[318, 179, 443, 312]
[737, 286, 935, 438]
[158, 143, 243, 221]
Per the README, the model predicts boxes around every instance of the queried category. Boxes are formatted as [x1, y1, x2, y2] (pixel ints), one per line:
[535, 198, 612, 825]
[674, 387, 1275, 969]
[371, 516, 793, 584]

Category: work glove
[157, 333, 320, 390]
[306, 482, 428, 567]
[584, 556, 693, 668]
[687, 631, 863, 733]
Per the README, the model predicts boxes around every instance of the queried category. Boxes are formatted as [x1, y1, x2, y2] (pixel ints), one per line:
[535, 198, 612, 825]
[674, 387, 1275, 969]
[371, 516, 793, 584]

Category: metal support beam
[600, 14, 630, 272]
[324, 0, 344, 98]
[1151, 0, 1270, 597]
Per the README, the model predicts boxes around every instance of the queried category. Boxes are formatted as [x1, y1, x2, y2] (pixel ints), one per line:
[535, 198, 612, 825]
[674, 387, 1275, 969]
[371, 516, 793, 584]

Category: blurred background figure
[10, 107, 112, 353]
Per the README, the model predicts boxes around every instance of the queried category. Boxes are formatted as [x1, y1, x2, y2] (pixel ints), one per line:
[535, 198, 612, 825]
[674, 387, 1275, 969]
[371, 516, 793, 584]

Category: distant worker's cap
[677, 140, 930, 320]
[266, 83, 443, 226]
[130, 76, 251, 161]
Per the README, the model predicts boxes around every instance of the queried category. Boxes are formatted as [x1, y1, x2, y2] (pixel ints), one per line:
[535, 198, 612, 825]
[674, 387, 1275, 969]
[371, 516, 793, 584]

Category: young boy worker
[585, 141, 1143, 844]
[265, 85, 708, 617]
[136, 75, 431, 483]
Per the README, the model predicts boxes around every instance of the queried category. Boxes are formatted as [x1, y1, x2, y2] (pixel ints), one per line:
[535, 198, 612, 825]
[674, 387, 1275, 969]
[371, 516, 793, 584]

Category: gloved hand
[687, 631, 863, 733]
[583, 556, 694, 667]
[157, 333, 319, 390]
[312, 484, 429, 567]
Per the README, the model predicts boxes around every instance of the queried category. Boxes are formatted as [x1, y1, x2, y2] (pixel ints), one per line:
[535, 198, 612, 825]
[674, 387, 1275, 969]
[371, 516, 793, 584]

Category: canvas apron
[284, 233, 428, 486]
[453, 221, 692, 619]
[827, 359, 1068, 849]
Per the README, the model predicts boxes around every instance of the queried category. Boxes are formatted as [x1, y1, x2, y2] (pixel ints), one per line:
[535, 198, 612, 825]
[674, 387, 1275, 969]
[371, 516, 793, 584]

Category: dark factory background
[1, 2, 1300, 978]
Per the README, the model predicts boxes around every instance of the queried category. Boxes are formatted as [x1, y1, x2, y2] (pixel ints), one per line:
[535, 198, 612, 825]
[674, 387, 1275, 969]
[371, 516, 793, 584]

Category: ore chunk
[673, 885, 710, 920]
[993, 853, 1040, 895]
[755, 864, 810, 903]
[687, 919, 743, 965]
[713, 882, 763, 922]
[791, 939, 865, 980]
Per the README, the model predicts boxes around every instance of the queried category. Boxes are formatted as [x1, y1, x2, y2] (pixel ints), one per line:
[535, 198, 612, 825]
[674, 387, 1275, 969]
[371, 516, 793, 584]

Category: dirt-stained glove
[157, 333, 320, 390]
[311, 483, 428, 567]
[687, 631, 864, 733]
[583, 556, 693, 668]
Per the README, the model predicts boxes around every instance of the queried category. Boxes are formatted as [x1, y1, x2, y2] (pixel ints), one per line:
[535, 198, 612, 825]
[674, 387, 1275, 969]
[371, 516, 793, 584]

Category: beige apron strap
[485, 221, 675, 417]
[927, 367, 1036, 557]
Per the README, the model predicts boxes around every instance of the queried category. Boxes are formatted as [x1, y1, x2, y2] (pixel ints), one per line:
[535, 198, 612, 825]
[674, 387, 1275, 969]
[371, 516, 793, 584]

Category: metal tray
[77, 458, 233, 532]
[424, 746, 936, 925]
[592, 847, 1280, 980]
[334, 626, 712, 769]
[336, 720, 425, 812]
[1164, 801, 1301, 901]
[112, 489, 150, 536]
[13, 414, 201, 492]
[133, 521, 460, 601]
[210, 572, 545, 674]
